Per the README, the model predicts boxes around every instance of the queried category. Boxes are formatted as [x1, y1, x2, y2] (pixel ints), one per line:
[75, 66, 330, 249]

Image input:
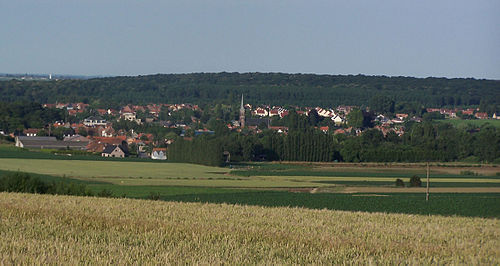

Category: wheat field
[0, 192, 498, 264]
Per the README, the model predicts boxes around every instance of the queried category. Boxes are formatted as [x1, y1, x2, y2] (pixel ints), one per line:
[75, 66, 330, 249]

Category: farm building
[15, 136, 88, 150]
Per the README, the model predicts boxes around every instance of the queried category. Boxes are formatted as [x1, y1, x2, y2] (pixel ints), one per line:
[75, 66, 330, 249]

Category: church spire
[240, 94, 244, 111]
[239, 94, 245, 128]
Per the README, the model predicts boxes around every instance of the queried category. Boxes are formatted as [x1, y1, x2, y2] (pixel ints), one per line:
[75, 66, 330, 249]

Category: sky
[1, 0, 499, 79]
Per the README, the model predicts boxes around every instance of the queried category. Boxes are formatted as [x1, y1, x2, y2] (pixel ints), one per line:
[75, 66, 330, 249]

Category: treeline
[0, 102, 66, 133]
[170, 121, 500, 166]
[168, 137, 224, 166]
[1, 72, 499, 108]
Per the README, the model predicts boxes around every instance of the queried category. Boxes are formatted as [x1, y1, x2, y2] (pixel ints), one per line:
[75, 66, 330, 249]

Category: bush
[148, 192, 161, 201]
[395, 178, 405, 187]
[0, 172, 48, 193]
[409, 175, 422, 187]
[462, 156, 480, 163]
[97, 189, 114, 198]
[47, 181, 93, 196]
[0, 171, 94, 196]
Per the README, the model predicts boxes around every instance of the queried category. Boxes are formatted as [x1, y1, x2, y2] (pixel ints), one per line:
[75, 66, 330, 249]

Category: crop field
[1, 152, 499, 217]
[1, 193, 498, 264]
[1, 158, 500, 189]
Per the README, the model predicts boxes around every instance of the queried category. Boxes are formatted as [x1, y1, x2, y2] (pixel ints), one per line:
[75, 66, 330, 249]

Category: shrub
[409, 175, 422, 187]
[148, 192, 161, 201]
[47, 182, 93, 196]
[462, 156, 480, 163]
[0, 172, 48, 193]
[0, 171, 94, 196]
[395, 178, 405, 187]
[97, 189, 114, 198]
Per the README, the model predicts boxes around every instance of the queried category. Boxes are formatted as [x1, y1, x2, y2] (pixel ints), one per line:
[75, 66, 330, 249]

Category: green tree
[347, 109, 364, 128]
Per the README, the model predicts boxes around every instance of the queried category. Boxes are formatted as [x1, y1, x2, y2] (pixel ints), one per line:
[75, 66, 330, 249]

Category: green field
[1, 158, 499, 189]
[2, 143, 500, 218]
[1, 156, 500, 217]
[436, 119, 500, 128]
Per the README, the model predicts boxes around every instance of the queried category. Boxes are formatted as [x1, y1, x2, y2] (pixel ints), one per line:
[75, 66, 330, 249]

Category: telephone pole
[426, 162, 430, 201]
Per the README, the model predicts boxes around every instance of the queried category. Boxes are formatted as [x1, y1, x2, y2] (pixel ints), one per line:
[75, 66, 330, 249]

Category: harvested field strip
[0, 193, 498, 264]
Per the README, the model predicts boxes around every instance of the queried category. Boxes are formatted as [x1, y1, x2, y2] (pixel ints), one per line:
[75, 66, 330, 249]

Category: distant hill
[0, 72, 498, 107]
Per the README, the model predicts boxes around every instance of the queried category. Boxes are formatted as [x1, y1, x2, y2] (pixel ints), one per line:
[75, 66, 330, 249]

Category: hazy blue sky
[1, 0, 499, 79]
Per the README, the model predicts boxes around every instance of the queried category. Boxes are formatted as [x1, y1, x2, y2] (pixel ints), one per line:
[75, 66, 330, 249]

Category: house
[151, 148, 167, 160]
[319, 126, 329, 133]
[395, 113, 409, 120]
[462, 109, 474, 116]
[121, 105, 134, 114]
[63, 135, 90, 144]
[279, 110, 289, 118]
[87, 136, 128, 153]
[97, 109, 108, 116]
[101, 126, 115, 138]
[101, 145, 125, 158]
[15, 136, 88, 150]
[269, 126, 288, 133]
[252, 107, 269, 117]
[23, 128, 40, 137]
[121, 112, 142, 124]
[317, 108, 335, 118]
[334, 128, 346, 135]
[83, 116, 107, 127]
[331, 115, 345, 125]
[475, 112, 488, 119]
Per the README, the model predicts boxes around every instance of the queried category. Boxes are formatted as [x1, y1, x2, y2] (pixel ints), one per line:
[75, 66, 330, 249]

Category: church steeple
[239, 94, 245, 128]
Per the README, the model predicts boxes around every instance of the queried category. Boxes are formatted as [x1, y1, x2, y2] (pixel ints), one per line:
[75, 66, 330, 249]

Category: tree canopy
[1, 73, 498, 108]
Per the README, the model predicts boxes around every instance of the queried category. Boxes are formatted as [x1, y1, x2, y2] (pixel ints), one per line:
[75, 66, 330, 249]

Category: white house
[151, 148, 167, 160]
[83, 116, 107, 127]
[331, 115, 345, 125]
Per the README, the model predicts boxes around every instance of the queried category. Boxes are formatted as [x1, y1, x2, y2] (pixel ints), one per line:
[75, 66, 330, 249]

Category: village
[9, 99, 499, 160]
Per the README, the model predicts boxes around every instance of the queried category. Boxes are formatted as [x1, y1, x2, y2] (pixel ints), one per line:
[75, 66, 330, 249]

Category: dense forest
[1, 73, 499, 107]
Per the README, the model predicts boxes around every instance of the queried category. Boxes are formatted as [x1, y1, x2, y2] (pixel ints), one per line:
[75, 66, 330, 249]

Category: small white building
[83, 116, 107, 127]
[151, 148, 167, 160]
[331, 115, 345, 125]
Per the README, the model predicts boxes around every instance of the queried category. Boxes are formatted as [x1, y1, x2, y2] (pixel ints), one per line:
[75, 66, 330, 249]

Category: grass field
[436, 118, 500, 128]
[1, 193, 498, 264]
[1, 158, 499, 189]
[1, 153, 499, 217]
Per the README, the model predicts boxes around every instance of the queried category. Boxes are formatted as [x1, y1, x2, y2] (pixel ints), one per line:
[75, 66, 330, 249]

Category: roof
[84, 116, 105, 121]
[17, 136, 88, 149]
[17, 136, 57, 141]
[63, 135, 90, 142]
